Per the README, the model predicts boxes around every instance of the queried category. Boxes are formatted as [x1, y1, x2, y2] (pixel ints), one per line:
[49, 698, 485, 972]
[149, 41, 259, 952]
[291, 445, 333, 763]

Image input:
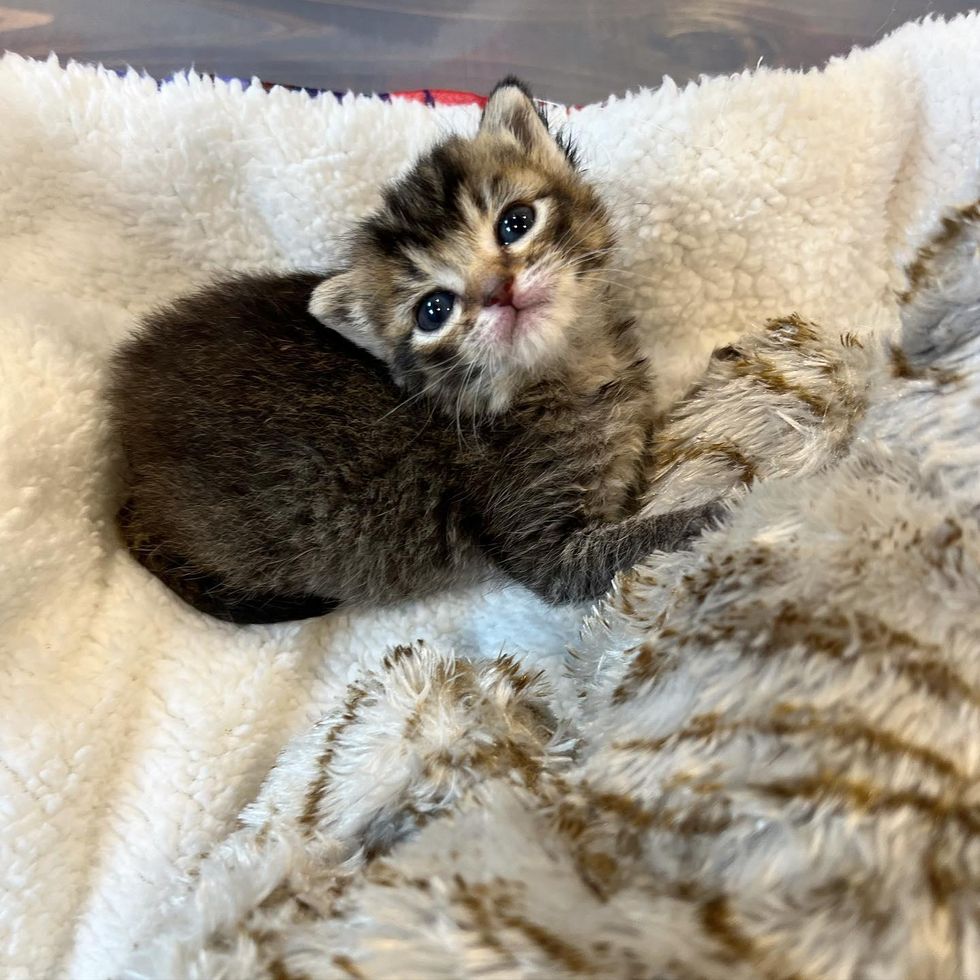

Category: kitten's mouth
[484, 279, 555, 343]
[489, 299, 550, 341]
[513, 301, 552, 336]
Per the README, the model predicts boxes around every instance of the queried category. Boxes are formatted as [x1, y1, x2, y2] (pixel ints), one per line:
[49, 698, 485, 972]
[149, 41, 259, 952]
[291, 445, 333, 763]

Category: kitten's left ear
[309, 272, 389, 364]
[480, 77, 570, 168]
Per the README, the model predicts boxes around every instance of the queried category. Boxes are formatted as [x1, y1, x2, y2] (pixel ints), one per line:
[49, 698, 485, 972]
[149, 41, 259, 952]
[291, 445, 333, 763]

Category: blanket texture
[125, 207, 980, 980]
[1, 14, 979, 978]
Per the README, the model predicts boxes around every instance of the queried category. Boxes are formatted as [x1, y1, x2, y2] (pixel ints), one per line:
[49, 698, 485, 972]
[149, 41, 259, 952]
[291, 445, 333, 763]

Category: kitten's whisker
[455, 358, 482, 449]
[375, 351, 469, 421]
[570, 247, 618, 268]
[549, 225, 580, 255]
[552, 229, 616, 269]
[374, 380, 441, 421]
[551, 250, 666, 291]
[592, 269, 668, 289]
[542, 220, 603, 266]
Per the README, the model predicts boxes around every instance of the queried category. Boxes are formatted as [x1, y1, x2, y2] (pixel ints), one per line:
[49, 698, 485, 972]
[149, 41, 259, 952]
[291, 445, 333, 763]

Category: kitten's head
[310, 78, 616, 415]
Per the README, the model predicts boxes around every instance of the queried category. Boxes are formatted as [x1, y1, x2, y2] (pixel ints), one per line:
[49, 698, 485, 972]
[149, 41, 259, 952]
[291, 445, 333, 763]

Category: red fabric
[425, 89, 488, 107]
[387, 88, 572, 113]
[389, 88, 487, 107]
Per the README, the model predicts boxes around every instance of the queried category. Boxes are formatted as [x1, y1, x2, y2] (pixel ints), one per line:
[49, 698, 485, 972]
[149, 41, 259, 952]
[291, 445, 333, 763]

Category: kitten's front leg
[487, 502, 723, 605]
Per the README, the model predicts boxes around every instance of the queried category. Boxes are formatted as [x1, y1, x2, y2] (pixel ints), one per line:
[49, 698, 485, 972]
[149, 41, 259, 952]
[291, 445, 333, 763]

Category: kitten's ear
[309, 272, 389, 364]
[480, 77, 569, 167]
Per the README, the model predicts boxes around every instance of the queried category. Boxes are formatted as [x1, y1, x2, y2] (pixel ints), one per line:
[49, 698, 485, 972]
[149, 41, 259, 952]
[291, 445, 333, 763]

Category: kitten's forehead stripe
[369, 144, 472, 260]
[463, 180, 490, 216]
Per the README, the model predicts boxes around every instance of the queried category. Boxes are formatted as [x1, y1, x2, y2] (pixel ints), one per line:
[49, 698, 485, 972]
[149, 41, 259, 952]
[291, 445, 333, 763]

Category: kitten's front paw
[674, 499, 727, 547]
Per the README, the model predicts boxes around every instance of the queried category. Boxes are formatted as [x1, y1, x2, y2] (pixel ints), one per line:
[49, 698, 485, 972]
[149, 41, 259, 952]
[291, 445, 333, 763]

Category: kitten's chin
[469, 283, 606, 413]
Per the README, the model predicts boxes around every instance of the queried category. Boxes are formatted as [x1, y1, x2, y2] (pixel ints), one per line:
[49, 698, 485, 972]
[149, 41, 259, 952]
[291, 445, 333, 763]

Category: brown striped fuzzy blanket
[124, 210, 980, 979]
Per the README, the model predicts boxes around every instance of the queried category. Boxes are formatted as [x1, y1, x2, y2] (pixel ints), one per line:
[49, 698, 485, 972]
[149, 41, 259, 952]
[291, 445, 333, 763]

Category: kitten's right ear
[309, 272, 389, 364]
[480, 77, 570, 169]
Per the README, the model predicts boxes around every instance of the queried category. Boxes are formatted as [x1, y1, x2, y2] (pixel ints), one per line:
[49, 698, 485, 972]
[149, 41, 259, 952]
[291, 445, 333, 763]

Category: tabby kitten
[110, 79, 718, 623]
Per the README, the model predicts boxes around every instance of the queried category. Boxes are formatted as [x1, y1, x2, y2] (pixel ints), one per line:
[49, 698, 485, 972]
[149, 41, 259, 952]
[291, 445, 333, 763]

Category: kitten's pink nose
[484, 277, 514, 308]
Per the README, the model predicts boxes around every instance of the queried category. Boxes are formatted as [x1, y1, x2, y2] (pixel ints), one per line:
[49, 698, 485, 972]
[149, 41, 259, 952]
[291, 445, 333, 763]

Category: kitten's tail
[118, 499, 340, 625]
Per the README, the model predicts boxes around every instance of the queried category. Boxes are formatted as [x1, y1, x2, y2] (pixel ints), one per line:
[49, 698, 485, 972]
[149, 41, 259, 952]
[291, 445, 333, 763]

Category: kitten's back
[110, 272, 474, 617]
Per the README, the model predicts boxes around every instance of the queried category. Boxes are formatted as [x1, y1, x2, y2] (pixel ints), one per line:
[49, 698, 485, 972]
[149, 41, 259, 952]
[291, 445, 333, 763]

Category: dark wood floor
[0, 1, 972, 104]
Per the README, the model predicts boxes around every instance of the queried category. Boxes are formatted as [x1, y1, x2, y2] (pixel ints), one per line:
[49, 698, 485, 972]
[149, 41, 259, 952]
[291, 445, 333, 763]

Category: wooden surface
[0, 1, 973, 104]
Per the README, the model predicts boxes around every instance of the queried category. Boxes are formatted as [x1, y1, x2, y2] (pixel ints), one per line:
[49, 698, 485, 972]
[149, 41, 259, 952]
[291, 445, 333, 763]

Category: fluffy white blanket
[1, 14, 979, 978]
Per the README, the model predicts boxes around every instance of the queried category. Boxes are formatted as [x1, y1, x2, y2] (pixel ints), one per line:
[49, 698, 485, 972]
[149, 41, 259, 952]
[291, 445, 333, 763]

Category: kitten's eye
[416, 290, 456, 332]
[497, 204, 535, 246]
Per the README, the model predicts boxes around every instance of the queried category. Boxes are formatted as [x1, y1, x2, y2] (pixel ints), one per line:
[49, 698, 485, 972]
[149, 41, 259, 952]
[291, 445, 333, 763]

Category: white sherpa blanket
[1, 14, 979, 978]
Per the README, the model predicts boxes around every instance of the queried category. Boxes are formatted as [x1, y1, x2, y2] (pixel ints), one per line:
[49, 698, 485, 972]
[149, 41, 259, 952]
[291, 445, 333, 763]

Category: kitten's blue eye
[497, 204, 535, 246]
[416, 290, 456, 332]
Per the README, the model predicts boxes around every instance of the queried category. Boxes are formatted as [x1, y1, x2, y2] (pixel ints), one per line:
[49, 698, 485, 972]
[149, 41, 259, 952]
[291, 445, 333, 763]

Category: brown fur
[109, 80, 718, 622]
